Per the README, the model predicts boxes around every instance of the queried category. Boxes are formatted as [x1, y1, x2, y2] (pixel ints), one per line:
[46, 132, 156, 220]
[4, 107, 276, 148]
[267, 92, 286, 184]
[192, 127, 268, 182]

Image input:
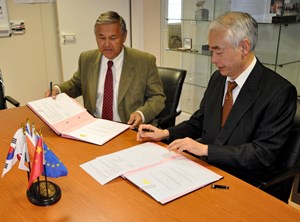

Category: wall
[142, 0, 161, 64]
[0, 0, 61, 107]
[130, 0, 161, 63]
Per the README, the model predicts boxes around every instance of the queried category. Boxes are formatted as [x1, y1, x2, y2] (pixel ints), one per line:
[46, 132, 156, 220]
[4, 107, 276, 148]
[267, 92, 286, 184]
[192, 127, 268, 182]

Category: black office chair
[155, 67, 186, 129]
[256, 98, 300, 203]
[0, 69, 20, 109]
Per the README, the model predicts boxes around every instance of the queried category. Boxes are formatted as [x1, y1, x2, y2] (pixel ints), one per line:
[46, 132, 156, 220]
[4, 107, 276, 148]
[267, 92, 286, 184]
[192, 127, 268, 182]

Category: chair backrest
[155, 67, 186, 128]
[264, 98, 300, 202]
[0, 69, 20, 109]
[280, 98, 300, 168]
[0, 69, 7, 110]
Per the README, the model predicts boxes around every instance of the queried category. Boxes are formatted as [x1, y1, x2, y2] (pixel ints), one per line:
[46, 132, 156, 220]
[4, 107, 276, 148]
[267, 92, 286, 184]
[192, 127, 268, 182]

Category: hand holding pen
[44, 81, 59, 98]
[137, 124, 170, 142]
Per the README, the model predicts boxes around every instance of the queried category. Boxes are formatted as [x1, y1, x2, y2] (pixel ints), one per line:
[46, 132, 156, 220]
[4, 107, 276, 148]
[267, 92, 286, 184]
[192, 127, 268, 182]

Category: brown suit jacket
[59, 47, 166, 124]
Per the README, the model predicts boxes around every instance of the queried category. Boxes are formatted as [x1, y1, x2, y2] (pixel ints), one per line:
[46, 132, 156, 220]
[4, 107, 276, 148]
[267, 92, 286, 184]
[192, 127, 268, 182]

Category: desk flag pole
[2, 119, 68, 206]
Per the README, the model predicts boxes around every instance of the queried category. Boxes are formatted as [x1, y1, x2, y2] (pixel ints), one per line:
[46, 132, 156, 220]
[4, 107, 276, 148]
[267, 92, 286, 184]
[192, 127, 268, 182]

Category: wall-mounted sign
[0, 0, 12, 37]
[14, 0, 55, 3]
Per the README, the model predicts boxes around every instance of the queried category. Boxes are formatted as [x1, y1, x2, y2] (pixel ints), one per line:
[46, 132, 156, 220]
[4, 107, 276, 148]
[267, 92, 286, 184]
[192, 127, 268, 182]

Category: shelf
[166, 18, 210, 22]
[263, 60, 300, 67]
[183, 81, 208, 88]
[165, 18, 300, 25]
[166, 48, 211, 56]
[167, 49, 300, 68]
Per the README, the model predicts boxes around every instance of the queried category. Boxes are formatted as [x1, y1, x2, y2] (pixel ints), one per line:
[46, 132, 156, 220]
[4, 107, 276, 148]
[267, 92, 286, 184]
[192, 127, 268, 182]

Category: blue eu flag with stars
[42, 142, 68, 178]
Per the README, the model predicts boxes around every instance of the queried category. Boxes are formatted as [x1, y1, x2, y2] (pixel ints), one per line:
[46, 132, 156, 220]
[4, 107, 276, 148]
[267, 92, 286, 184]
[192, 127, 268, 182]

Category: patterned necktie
[221, 81, 237, 127]
[102, 60, 114, 120]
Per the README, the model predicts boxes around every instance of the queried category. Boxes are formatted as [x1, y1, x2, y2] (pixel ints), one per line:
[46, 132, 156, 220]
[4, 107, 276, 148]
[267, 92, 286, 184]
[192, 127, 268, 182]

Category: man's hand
[127, 111, 143, 129]
[136, 124, 169, 142]
[44, 86, 59, 98]
[168, 137, 208, 156]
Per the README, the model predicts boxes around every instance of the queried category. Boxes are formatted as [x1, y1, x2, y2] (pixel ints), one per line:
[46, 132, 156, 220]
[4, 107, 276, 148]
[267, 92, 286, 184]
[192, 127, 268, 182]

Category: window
[168, 0, 182, 24]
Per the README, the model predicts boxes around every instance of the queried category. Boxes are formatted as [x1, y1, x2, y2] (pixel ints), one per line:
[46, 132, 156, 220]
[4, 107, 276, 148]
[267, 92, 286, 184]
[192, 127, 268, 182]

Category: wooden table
[1, 106, 300, 221]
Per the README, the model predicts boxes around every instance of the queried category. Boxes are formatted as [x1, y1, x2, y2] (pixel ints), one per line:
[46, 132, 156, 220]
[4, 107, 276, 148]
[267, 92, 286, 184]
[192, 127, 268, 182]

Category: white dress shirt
[223, 56, 257, 105]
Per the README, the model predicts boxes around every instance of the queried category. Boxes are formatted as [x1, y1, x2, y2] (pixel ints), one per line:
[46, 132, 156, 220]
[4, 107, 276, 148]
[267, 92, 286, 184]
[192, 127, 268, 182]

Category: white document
[124, 156, 223, 204]
[27, 93, 129, 145]
[81, 142, 223, 204]
[27, 93, 85, 125]
[67, 118, 130, 146]
[80, 142, 174, 185]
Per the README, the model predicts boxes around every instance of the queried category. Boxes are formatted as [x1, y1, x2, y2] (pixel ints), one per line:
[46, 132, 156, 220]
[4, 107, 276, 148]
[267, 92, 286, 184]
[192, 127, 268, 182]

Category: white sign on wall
[14, 0, 55, 3]
[0, 0, 12, 37]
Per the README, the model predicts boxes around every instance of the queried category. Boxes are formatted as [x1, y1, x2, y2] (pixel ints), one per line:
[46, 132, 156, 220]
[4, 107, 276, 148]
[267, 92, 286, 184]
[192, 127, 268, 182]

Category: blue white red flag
[18, 131, 29, 171]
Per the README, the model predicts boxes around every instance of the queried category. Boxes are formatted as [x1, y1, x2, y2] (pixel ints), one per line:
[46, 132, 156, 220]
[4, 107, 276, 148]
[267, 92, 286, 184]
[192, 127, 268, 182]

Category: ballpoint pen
[211, 184, 229, 189]
[50, 81, 52, 96]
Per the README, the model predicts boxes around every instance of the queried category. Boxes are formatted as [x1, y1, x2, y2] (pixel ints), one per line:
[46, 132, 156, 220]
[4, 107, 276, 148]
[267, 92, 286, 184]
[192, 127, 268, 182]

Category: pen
[50, 81, 53, 96]
[142, 129, 154, 132]
[211, 184, 229, 189]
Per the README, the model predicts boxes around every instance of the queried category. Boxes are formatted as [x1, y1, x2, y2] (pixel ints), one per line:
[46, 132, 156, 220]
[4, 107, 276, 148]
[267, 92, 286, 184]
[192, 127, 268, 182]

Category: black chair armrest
[5, 96, 20, 107]
[257, 166, 300, 189]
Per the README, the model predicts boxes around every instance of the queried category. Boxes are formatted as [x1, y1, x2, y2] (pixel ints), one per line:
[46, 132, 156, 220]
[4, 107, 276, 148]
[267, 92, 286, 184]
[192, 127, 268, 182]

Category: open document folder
[80, 142, 223, 204]
[27, 93, 129, 145]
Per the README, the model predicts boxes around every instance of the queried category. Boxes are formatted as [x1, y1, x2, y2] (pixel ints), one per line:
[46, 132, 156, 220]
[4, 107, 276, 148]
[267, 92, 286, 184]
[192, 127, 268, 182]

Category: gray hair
[208, 11, 258, 51]
[95, 11, 127, 35]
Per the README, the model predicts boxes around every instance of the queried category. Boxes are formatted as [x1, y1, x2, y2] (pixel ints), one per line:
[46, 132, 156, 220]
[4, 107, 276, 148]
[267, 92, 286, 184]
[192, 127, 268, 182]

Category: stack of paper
[80, 142, 223, 204]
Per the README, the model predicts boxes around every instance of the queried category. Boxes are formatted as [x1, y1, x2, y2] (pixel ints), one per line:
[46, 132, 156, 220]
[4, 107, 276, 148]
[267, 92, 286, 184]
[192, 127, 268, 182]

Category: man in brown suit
[45, 11, 165, 129]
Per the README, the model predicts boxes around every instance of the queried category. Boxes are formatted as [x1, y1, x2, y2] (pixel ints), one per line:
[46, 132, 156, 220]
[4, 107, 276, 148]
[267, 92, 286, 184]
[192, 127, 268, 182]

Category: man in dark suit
[137, 11, 297, 185]
[45, 11, 165, 129]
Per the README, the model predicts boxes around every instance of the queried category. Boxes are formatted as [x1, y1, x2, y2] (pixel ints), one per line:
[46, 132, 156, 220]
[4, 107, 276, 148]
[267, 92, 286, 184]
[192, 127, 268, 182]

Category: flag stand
[2, 120, 67, 206]
[27, 179, 61, 206]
